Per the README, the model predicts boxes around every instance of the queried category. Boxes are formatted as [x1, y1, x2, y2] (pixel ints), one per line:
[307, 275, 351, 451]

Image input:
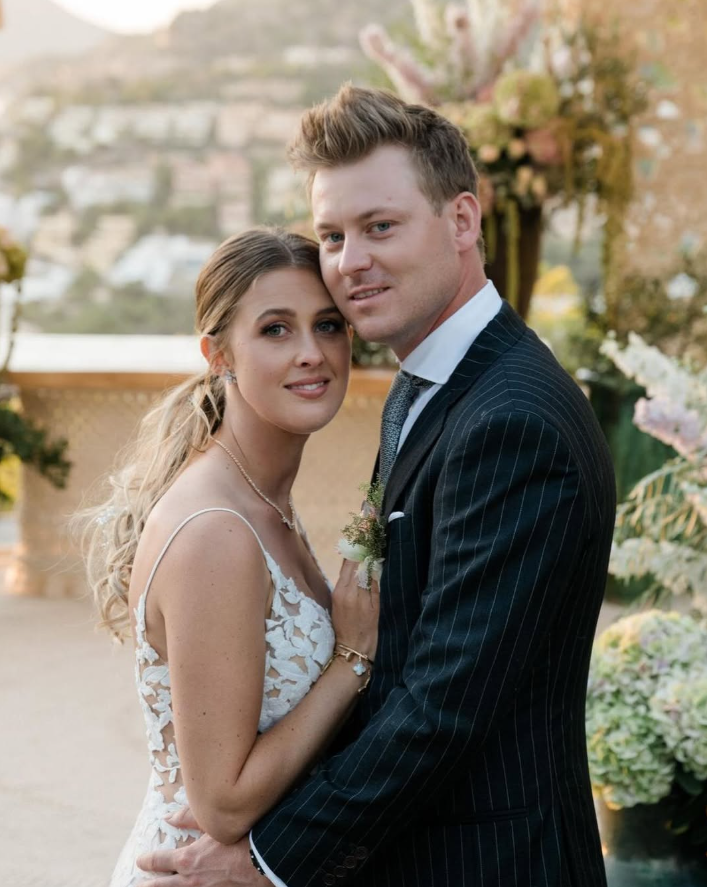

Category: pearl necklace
[212, 437, 296, 531]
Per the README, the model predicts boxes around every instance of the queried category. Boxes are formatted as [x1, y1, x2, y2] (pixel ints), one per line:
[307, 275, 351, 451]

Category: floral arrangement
[588, 610, 707, 809]
[601, 332, 707, 617]
[0, 226, 70, 501]
[0, 226, 28, 286]
[360, 1, 648, 308]
[337, 478, 386, 589]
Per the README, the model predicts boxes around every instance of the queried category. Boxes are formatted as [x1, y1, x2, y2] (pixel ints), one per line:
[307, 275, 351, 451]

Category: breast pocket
[386, 514, 414, 545]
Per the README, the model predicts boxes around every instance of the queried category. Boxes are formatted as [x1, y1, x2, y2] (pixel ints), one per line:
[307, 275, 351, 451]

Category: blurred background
[1, 0, 706, 884]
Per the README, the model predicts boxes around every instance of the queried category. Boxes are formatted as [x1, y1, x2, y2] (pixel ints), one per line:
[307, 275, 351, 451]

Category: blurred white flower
[656, 100, 680, 120]
[666, 272, 699, 301]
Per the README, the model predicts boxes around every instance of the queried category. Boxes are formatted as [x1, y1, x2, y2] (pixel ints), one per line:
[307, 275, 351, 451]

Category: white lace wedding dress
[110, 507, 335, 887]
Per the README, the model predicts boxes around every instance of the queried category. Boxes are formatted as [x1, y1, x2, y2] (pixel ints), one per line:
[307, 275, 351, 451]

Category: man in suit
[139, 85, 615, 886]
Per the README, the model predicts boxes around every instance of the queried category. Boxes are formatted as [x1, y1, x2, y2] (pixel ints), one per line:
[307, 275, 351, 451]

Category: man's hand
[136, 834, 271, 887]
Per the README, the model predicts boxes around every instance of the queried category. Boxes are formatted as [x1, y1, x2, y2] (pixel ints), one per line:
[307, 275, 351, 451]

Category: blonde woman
[82, 228, 379, 887]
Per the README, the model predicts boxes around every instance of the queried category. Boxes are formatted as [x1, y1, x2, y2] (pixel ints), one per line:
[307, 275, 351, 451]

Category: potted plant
[360, 2, 647, 318]
[588, 609, 707, 885]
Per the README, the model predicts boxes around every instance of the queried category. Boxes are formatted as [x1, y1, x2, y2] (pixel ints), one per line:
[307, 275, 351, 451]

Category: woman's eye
[263, 323, 287, 337]
[317, 319, 344, 334]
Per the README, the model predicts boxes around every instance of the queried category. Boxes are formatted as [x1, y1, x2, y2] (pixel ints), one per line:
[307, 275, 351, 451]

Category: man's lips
[348, 286, 390, 302]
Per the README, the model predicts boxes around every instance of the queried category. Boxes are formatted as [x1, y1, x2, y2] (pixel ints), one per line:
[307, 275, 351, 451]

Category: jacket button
[323, 876, 336, 886]
[334, 866, 346, 878]
[344, 856, 356, 868]
[355, 846, 368, 860]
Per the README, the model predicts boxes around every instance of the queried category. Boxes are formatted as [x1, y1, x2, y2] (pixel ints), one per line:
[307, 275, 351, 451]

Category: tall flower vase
[483, 203, 543, 320]
[598, 800, 707, 886]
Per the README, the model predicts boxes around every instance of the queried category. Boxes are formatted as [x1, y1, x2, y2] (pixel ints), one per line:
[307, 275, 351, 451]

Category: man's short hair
[288, 83, 480, 214]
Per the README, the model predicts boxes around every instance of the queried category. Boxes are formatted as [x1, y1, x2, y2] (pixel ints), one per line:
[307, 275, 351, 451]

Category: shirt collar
[400, 281, 503, 385]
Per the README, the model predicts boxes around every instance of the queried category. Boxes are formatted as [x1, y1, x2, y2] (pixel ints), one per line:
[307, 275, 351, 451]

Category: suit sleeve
[251, 411, 586, 886]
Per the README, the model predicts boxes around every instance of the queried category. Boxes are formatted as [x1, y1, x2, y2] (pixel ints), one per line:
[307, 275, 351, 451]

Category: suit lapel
[382, 301, 526, 516]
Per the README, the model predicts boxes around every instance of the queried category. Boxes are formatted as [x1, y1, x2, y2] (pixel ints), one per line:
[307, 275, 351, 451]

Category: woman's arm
[154, 511, 377, 845]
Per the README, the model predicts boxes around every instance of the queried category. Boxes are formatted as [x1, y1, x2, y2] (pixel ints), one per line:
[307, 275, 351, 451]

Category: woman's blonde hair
[80, 228, 321, 641]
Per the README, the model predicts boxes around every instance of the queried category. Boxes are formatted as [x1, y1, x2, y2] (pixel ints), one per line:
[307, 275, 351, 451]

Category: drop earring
[224, 369, 237, 384]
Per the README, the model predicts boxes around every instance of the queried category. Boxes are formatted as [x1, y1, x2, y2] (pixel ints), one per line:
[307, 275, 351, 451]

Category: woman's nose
[295, 334, 325, 367]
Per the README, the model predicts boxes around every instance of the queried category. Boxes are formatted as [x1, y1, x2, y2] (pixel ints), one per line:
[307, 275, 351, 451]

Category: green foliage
[351, 334, 396, 368]
[0, 401, 71, 502]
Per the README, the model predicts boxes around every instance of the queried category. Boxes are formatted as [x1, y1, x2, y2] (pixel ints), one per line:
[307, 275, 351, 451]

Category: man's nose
[338, 236, 372, 277]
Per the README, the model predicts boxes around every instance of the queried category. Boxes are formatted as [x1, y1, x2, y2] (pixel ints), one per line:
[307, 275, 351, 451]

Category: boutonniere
[337, 478, 386, 589]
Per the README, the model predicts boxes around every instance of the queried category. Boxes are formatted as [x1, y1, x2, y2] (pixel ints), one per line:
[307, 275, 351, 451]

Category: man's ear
[450, 192, 482, 255]
[200, 334, 229, 377]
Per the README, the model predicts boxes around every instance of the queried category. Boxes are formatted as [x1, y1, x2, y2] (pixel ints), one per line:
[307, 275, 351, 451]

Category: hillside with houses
[0, 0, 408, 333]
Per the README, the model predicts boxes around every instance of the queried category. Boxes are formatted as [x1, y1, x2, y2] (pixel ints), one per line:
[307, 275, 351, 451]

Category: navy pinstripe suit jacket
[252, 302, 615, 887]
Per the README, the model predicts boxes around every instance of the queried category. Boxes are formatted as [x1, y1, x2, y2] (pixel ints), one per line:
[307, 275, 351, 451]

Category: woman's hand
[331, 559, 380, 661]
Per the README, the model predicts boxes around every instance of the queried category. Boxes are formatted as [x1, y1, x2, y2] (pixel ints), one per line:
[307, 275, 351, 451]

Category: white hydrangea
[587, 610, 707, 807]
[666, 272, 699, 302]
[652, 670, 707, 780]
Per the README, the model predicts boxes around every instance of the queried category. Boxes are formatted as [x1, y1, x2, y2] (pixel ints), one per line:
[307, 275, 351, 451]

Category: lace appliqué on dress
[109, 509, 334, 887]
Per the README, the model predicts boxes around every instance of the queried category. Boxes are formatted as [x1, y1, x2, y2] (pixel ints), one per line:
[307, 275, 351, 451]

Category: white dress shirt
[249, 281, 502, 887]
[398, 280, 502, 450]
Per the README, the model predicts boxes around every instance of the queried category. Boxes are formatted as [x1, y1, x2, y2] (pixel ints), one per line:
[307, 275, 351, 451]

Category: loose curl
[79, 228, 322, 640]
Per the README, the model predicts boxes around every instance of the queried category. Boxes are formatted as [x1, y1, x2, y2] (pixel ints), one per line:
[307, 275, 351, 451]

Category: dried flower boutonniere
[337, 478, 386, 590]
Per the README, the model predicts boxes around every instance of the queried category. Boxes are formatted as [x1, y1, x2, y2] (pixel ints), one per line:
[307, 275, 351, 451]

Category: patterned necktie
[379, 371, 433, 486]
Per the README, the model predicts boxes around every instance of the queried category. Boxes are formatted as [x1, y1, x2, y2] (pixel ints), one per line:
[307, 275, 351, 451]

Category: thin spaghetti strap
[141, 507, 269, 605]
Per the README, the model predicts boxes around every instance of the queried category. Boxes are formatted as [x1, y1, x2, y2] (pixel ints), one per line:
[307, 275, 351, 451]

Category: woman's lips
[285, 379, 331, 399]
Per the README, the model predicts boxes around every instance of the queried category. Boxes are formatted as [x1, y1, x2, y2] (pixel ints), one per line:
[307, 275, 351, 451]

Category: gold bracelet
[322, 644, 374, 694]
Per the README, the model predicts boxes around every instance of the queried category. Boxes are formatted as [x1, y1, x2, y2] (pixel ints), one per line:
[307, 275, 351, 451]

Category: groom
[139, 86, 615, 886]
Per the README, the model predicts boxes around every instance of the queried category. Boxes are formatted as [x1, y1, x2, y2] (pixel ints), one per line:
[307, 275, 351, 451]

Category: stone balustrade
[5, 334, 392, 595]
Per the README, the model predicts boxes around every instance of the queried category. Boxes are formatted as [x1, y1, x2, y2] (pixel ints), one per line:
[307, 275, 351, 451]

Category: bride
[81, 228, 380, 887]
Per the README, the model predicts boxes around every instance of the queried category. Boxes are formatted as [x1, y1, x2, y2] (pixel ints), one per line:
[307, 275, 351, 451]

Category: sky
[52, 0, 219, 34]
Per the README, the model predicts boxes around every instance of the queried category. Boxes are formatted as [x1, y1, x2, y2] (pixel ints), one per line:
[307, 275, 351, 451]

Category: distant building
[264, 166, 307, 220]
[208, 152, 251, 200]
[170, 152, 251, 208]
[16, 95, 57, 126]
[91, 107, 134, 147]
[171, 159, 215, 207]
[283, 46, 357, 68]
[131, 105, 173, 143]
[62, 165, 156, 210]
[22, 257, 76, 303]
[0, 139, 19, 174]
[221, 79, 304, 105]
[215, 103, 262, 148]
[32, 212, 78, 267]
[219, 201, 252, 236]
[80, 214, 137, 273]
[49, 106, 95, 152]
[253, 108, 304, 144]
[108, 232, 216, 294]
[172, 103, 217, 147]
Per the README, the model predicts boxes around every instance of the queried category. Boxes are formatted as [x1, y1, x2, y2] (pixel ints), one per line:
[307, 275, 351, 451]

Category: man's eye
[324, 233, 344, 244]
[372, 222, 391, 233]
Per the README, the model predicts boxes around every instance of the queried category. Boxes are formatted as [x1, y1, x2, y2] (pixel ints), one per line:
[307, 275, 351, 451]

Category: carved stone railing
[5, 334, 392, 596]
